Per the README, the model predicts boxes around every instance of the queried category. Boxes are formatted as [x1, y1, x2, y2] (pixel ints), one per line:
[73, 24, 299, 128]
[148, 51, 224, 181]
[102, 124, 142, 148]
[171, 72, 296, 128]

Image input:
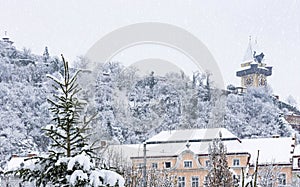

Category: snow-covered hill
[0, 40, 298, 168]
[0, 40, 61, 167]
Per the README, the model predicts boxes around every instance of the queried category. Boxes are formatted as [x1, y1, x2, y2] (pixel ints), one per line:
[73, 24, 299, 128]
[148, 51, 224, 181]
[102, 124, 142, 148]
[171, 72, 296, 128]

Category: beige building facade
[108, 128, 299, 187]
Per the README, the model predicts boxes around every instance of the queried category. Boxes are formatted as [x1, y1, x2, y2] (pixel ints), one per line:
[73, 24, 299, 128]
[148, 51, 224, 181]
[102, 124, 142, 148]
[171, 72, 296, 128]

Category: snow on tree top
[67, 153, 94, 171]
[69, 170, 88, 186]
[97, 169, 125, 187]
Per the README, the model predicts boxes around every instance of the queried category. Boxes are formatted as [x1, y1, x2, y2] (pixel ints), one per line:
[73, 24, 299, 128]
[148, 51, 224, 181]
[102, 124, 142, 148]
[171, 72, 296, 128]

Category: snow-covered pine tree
[206, 133, 233, 187]
[92, 62, 126, 144]
[45, 54, 94, 159]
[14, 55, 124, 187]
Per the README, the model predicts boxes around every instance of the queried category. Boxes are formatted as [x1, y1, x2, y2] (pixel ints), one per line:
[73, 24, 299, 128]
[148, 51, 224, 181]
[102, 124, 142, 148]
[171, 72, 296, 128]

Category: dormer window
[233, 159, 240, 166]
[184, 160, 192, 168]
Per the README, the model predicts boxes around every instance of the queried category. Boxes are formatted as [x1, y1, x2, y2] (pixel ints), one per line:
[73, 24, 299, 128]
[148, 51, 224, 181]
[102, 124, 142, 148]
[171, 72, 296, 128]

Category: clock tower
[236, 38, 272, 87]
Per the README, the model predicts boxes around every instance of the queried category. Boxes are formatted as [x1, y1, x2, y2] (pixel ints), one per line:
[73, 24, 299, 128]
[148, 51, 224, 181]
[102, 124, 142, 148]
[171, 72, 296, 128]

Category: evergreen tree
[206, 134, 233, 187]
[14, 55, 124, 186]
[45, 55, 93, 158]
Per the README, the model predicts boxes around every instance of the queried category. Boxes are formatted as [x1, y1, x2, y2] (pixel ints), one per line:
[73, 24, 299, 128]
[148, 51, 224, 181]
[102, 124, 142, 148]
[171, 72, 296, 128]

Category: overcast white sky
[1, 0, 299, 107]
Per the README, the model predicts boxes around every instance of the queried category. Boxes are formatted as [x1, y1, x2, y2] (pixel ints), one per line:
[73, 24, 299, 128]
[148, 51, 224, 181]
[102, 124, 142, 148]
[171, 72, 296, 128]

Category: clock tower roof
[242, 36, 263, 63]
[243, 37, 254, 63]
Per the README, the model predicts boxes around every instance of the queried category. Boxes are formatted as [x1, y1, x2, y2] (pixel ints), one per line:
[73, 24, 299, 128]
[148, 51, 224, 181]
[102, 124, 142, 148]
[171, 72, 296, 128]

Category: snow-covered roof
[241, 137, 294, 165]
[236, 63, 272, 77]
[146, 128, 239, 143]
[107, 128, 295, 166]
[107, 128, 242, 160]
[5, 157, 26, 171]
[108, 139, 244, 160]
[4, 156, 36, 171]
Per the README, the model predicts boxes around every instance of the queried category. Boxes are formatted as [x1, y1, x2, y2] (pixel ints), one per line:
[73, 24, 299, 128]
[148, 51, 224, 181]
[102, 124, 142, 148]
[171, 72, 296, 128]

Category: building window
[233, 158, 240, 166]
[151, 162, 158, 169]
[165, 161, 171, 168]
[191, 176, 199, 187]
[184, 160, 192, 168]
[137, 163, 143, 169]
[278, 173, 286, 185]
[136, 163, 144, 169]
[205, 160, 210, 167]
[178, 176, 185, 187]
[203, 175, 209, 187]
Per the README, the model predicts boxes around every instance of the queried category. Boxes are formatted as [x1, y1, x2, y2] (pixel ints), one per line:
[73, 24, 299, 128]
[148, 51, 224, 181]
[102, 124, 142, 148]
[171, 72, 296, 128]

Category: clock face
[258, 75, 266, 86]
[245, 76, 253, 86]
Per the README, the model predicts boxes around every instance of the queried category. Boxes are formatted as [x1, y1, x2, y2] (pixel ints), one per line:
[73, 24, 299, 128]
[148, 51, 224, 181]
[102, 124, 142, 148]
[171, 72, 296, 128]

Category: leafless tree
[257, 162, 281, 187]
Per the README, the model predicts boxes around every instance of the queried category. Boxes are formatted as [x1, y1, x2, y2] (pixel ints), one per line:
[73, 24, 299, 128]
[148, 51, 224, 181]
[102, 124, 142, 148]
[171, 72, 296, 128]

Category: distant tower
[43, 46, 50, 62]
[236, 37, 272, 87]
[2, 31, 14, 45]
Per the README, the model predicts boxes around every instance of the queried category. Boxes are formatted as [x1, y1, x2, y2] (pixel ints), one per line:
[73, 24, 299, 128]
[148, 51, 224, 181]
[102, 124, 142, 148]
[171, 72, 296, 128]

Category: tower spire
[243, 36, 253, 62]
[3, 31, 9, 39]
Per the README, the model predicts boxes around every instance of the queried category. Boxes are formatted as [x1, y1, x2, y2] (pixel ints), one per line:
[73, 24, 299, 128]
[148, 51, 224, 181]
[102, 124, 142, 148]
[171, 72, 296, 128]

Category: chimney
[27, 153, 37, 157]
